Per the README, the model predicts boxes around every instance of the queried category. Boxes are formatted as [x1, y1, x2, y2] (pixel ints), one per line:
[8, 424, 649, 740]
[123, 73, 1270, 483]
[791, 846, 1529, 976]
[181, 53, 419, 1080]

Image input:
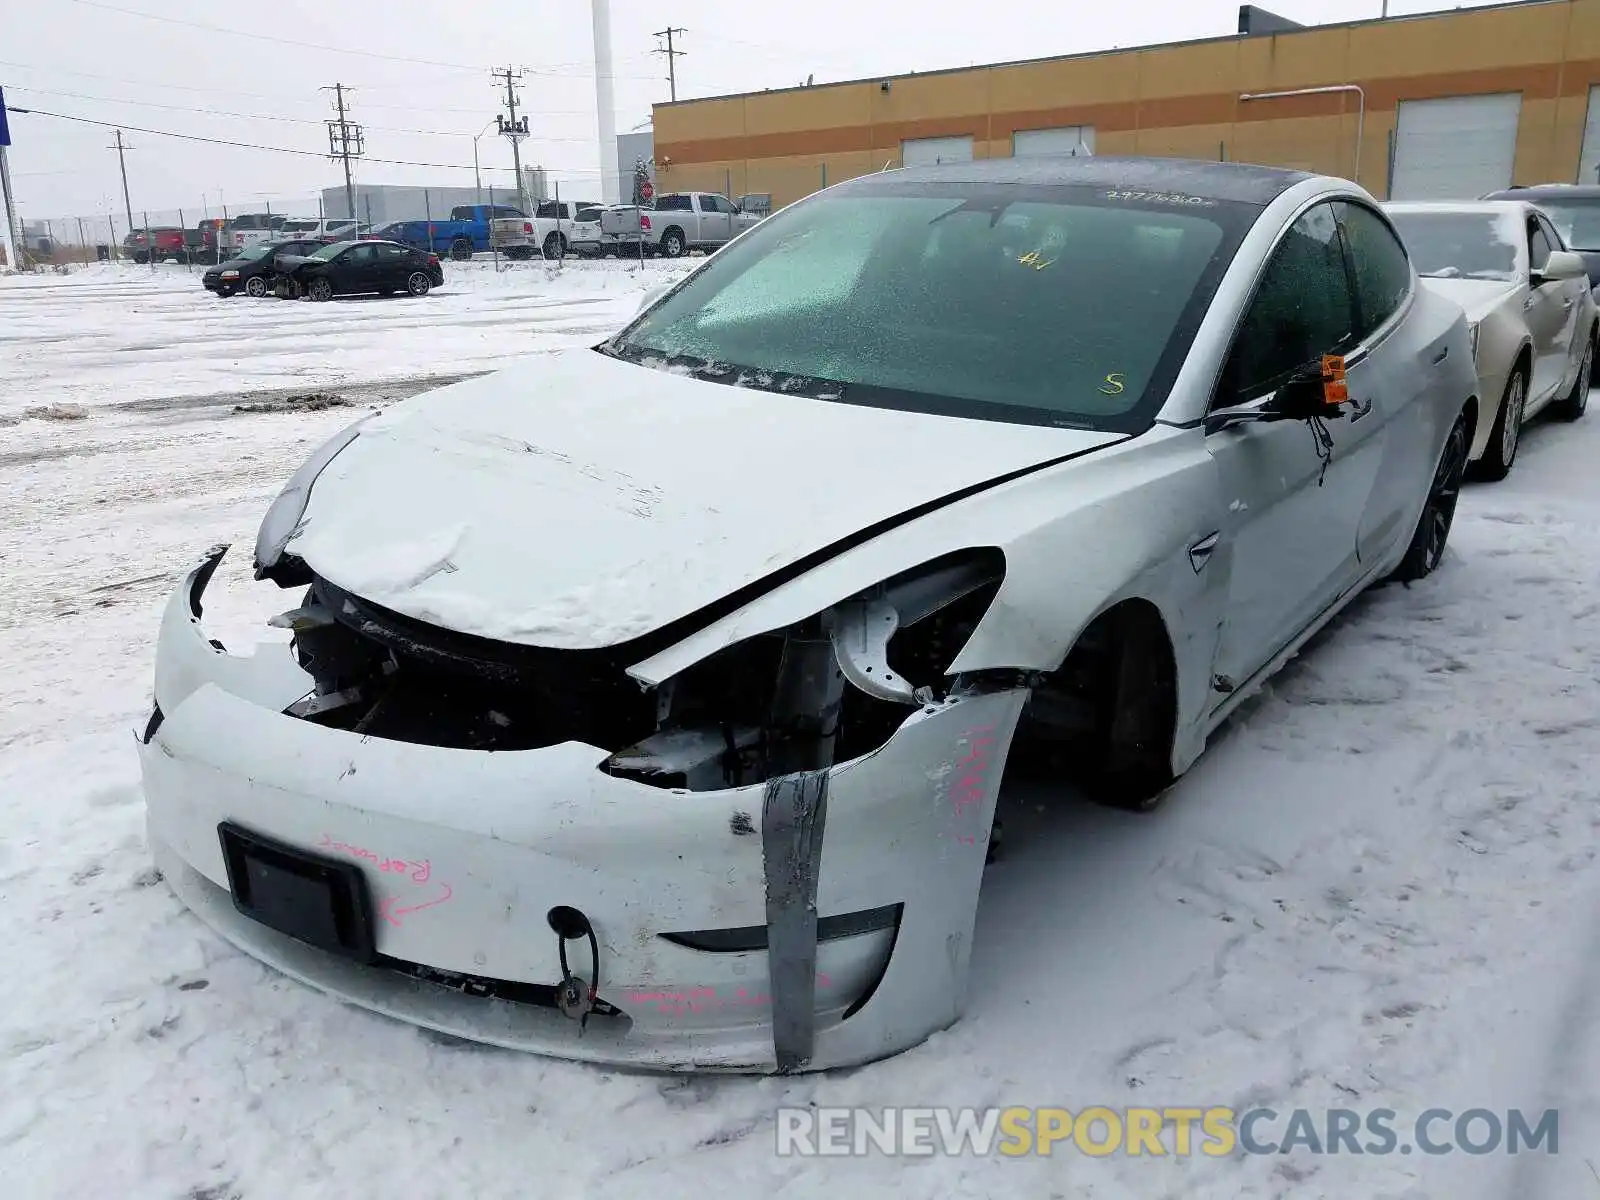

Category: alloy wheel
[1424, 418, 1469, 573]
[1500, 370, 1525, 466]
[407, 272, 431, 296]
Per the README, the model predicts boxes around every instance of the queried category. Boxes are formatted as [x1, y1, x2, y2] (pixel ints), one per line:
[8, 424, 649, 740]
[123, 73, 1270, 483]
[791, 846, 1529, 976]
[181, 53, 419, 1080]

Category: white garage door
[901, 136, 973, 167]
[1578, 86, 1600, 184]
[1390, 93, 1521, 200]
[1013, 126, 1095, 157]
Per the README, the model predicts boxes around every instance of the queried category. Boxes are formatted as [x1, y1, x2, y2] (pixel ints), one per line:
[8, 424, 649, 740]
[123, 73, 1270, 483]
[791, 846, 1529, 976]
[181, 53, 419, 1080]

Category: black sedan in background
[202, 239, 328, 298]
[277, 240, 445, 301]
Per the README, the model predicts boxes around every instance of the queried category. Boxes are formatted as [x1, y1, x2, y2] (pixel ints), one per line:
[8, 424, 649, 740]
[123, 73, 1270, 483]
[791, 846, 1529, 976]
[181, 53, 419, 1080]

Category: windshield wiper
[599, 343, 849, 401]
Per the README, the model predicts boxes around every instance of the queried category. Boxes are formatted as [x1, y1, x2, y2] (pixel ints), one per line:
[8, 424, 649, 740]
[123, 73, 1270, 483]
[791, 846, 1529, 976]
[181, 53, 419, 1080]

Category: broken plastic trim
[253, 418, 371, 586]
[659, 903, 903, 953]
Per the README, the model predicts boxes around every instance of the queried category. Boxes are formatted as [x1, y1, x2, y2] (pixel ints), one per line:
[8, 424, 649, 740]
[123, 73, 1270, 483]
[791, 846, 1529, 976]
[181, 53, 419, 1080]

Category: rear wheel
[449, 237, 473, 262]
[542, 232, 567, 259]
[307, 277, 334, 303]
[1551, 327, 1595, 421]
[406, 271, 432, 297]
[658, 227, 686, 258]
[1390, 408, 1470, 583]
[244, 275, 268, 299]
[1473, 365, 1526, 482]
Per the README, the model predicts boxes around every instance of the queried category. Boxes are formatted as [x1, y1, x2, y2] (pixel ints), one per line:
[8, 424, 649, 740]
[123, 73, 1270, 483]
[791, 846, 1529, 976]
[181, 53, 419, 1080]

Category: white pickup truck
[489, 200, 604, 260]
[596, 191, 763, 258]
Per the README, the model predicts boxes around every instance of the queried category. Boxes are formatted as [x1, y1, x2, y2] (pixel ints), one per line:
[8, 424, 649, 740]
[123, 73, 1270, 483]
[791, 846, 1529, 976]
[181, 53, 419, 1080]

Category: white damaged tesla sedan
[138, 156, 1479, 1075]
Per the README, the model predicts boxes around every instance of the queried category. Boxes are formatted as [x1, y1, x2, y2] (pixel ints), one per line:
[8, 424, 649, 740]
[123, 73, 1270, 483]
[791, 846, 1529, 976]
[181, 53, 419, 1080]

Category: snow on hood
[287, 348, 1126, 650]
[1417, 276, 1519, 324]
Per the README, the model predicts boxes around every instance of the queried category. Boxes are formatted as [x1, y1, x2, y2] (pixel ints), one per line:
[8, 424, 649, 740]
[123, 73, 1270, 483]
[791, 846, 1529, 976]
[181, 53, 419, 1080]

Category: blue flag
[0, 87, 10, 147]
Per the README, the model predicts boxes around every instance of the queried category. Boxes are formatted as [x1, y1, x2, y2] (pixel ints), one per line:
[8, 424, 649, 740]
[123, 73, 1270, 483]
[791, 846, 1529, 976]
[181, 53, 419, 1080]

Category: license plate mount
[218, 821, 378, 965]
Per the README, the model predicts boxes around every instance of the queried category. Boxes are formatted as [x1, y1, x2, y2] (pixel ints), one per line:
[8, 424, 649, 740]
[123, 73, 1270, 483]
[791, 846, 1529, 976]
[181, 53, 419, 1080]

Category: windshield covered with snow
[1387, 211, 1519, 281]
[1530, 199, 1600, 251]
[604, 180, 1252, 432]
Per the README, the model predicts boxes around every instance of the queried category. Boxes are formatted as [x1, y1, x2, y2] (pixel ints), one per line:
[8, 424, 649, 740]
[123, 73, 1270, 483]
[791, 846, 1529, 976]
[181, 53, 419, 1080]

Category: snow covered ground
[4, 263, 1600, 1199]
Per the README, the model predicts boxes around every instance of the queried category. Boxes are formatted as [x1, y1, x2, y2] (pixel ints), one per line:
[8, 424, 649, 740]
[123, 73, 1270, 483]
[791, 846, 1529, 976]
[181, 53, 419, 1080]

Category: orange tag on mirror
[1321, 355, 1348, 405]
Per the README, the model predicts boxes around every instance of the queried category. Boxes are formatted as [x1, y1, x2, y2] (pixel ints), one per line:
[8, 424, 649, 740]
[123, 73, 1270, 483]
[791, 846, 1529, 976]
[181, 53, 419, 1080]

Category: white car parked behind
[1386, 200, 1596, 480]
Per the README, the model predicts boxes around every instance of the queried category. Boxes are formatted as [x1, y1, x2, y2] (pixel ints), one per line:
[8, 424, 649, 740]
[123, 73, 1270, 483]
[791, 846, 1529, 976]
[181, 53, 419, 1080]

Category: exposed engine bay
[268, 544, 1147, 796]
[275, 548, 1031, 789]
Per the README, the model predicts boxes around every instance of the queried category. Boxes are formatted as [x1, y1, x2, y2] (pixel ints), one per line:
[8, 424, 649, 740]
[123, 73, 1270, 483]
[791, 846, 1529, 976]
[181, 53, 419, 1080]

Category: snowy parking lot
[5, 261, 1600, 1199]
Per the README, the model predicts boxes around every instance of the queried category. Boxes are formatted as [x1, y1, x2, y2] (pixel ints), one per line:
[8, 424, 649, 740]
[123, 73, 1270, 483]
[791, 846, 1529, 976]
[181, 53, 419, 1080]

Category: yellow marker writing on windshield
[1018, 250, 1055, 270]
[1100, 373, 1126, 395]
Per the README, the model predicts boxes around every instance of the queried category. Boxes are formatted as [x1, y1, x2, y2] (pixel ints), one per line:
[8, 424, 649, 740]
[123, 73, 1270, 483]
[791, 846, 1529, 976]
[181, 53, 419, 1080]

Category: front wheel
[244, 275, 268, 299]
[1390, 408, 1470, 583]
[405, 271, 432, 297]
[1472, 366, 1525, 482]
[307, 277, 334, 303]
[1551, 329, 1595, 421]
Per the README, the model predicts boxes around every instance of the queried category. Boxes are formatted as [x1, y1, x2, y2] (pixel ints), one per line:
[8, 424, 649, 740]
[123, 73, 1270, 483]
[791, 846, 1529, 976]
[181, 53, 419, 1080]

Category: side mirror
[1265, 371, 1333, 421]
[1534, 249, 1587, 284]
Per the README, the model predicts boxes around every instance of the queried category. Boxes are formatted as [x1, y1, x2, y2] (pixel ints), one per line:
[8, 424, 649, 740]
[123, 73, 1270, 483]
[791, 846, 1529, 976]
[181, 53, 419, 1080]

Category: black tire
[307, 277, 334, 303]
[658, 227, 686, 258]
[1390, 408, 1470, 584]
[449, 238, 474, 262]
[1471, 363, 1526, 482]
[133, 252, 149, 265]
[542, 232, 566, 260]
[244, 275, 268, 299]
[405, 271, 431, 297]
[1551, 327, 1595, 421]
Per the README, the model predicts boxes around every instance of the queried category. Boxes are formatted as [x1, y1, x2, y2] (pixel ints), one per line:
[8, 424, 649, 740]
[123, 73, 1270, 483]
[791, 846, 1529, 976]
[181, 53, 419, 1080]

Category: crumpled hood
[287, 348, 1126, 650]
[1417, 276, 1519, 325]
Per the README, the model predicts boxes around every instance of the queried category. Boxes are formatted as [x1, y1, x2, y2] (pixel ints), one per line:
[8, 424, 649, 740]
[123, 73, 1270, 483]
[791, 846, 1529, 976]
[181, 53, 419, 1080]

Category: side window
[346, 245, 377, 264]
[1528, 219, 1553, 273]
[1218, 202, 1355, 406]
[1334, 201, 1413, 338]
[1537, 213, 1564, 252]
[700, 194, 726, 213]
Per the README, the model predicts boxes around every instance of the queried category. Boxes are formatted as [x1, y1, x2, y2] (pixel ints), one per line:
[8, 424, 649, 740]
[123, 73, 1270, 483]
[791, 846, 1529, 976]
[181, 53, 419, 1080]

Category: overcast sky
[4, 0, 1509, 224]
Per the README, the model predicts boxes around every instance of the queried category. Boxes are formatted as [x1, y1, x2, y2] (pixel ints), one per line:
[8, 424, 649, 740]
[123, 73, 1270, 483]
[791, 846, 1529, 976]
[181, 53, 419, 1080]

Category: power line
[653, 28, 688, 102]
[7, 104, 521, 171]
[0, 59, 606, 110]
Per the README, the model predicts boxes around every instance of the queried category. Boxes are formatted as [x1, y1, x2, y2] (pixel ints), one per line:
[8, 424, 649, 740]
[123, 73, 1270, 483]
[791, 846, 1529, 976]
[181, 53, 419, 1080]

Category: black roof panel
[838, 155, 1315, 206]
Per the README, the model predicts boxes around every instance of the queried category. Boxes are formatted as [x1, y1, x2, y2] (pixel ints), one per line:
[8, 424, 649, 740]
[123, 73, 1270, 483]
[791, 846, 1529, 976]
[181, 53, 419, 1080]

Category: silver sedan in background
[1386, 200, 1595, 480]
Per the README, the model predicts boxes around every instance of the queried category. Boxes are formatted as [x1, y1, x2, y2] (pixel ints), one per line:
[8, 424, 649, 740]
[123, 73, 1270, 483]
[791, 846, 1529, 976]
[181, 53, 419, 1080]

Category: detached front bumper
[138, 548, 1026, 1073]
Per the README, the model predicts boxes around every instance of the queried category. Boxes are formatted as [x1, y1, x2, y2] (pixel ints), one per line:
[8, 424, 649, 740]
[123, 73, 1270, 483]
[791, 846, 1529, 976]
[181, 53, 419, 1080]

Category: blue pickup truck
[386, 203, 527, 260]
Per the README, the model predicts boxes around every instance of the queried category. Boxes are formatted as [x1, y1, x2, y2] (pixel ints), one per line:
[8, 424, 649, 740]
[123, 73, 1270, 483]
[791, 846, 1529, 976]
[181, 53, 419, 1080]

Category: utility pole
[110, 129, 135, 253]
[653, 27, 687, 102]
[323, 83, 364, 219]
[493, 67, 530, 213]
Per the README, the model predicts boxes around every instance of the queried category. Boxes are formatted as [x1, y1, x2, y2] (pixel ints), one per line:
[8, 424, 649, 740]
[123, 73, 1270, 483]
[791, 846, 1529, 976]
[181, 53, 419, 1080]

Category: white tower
[591, 0, 620, 203]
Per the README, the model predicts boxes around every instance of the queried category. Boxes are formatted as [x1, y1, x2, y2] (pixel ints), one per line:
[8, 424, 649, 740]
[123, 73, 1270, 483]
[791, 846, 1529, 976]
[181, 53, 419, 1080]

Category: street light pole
[472, 118, 496, 206]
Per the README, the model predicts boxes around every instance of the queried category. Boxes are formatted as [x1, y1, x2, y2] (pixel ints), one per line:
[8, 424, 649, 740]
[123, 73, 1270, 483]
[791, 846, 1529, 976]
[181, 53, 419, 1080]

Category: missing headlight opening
[274, 549, 1009, 789]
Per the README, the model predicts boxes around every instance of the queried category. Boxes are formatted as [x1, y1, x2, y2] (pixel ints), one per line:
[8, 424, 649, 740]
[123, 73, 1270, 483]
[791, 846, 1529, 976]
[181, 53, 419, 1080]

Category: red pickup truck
[123, 227, 189, 264]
